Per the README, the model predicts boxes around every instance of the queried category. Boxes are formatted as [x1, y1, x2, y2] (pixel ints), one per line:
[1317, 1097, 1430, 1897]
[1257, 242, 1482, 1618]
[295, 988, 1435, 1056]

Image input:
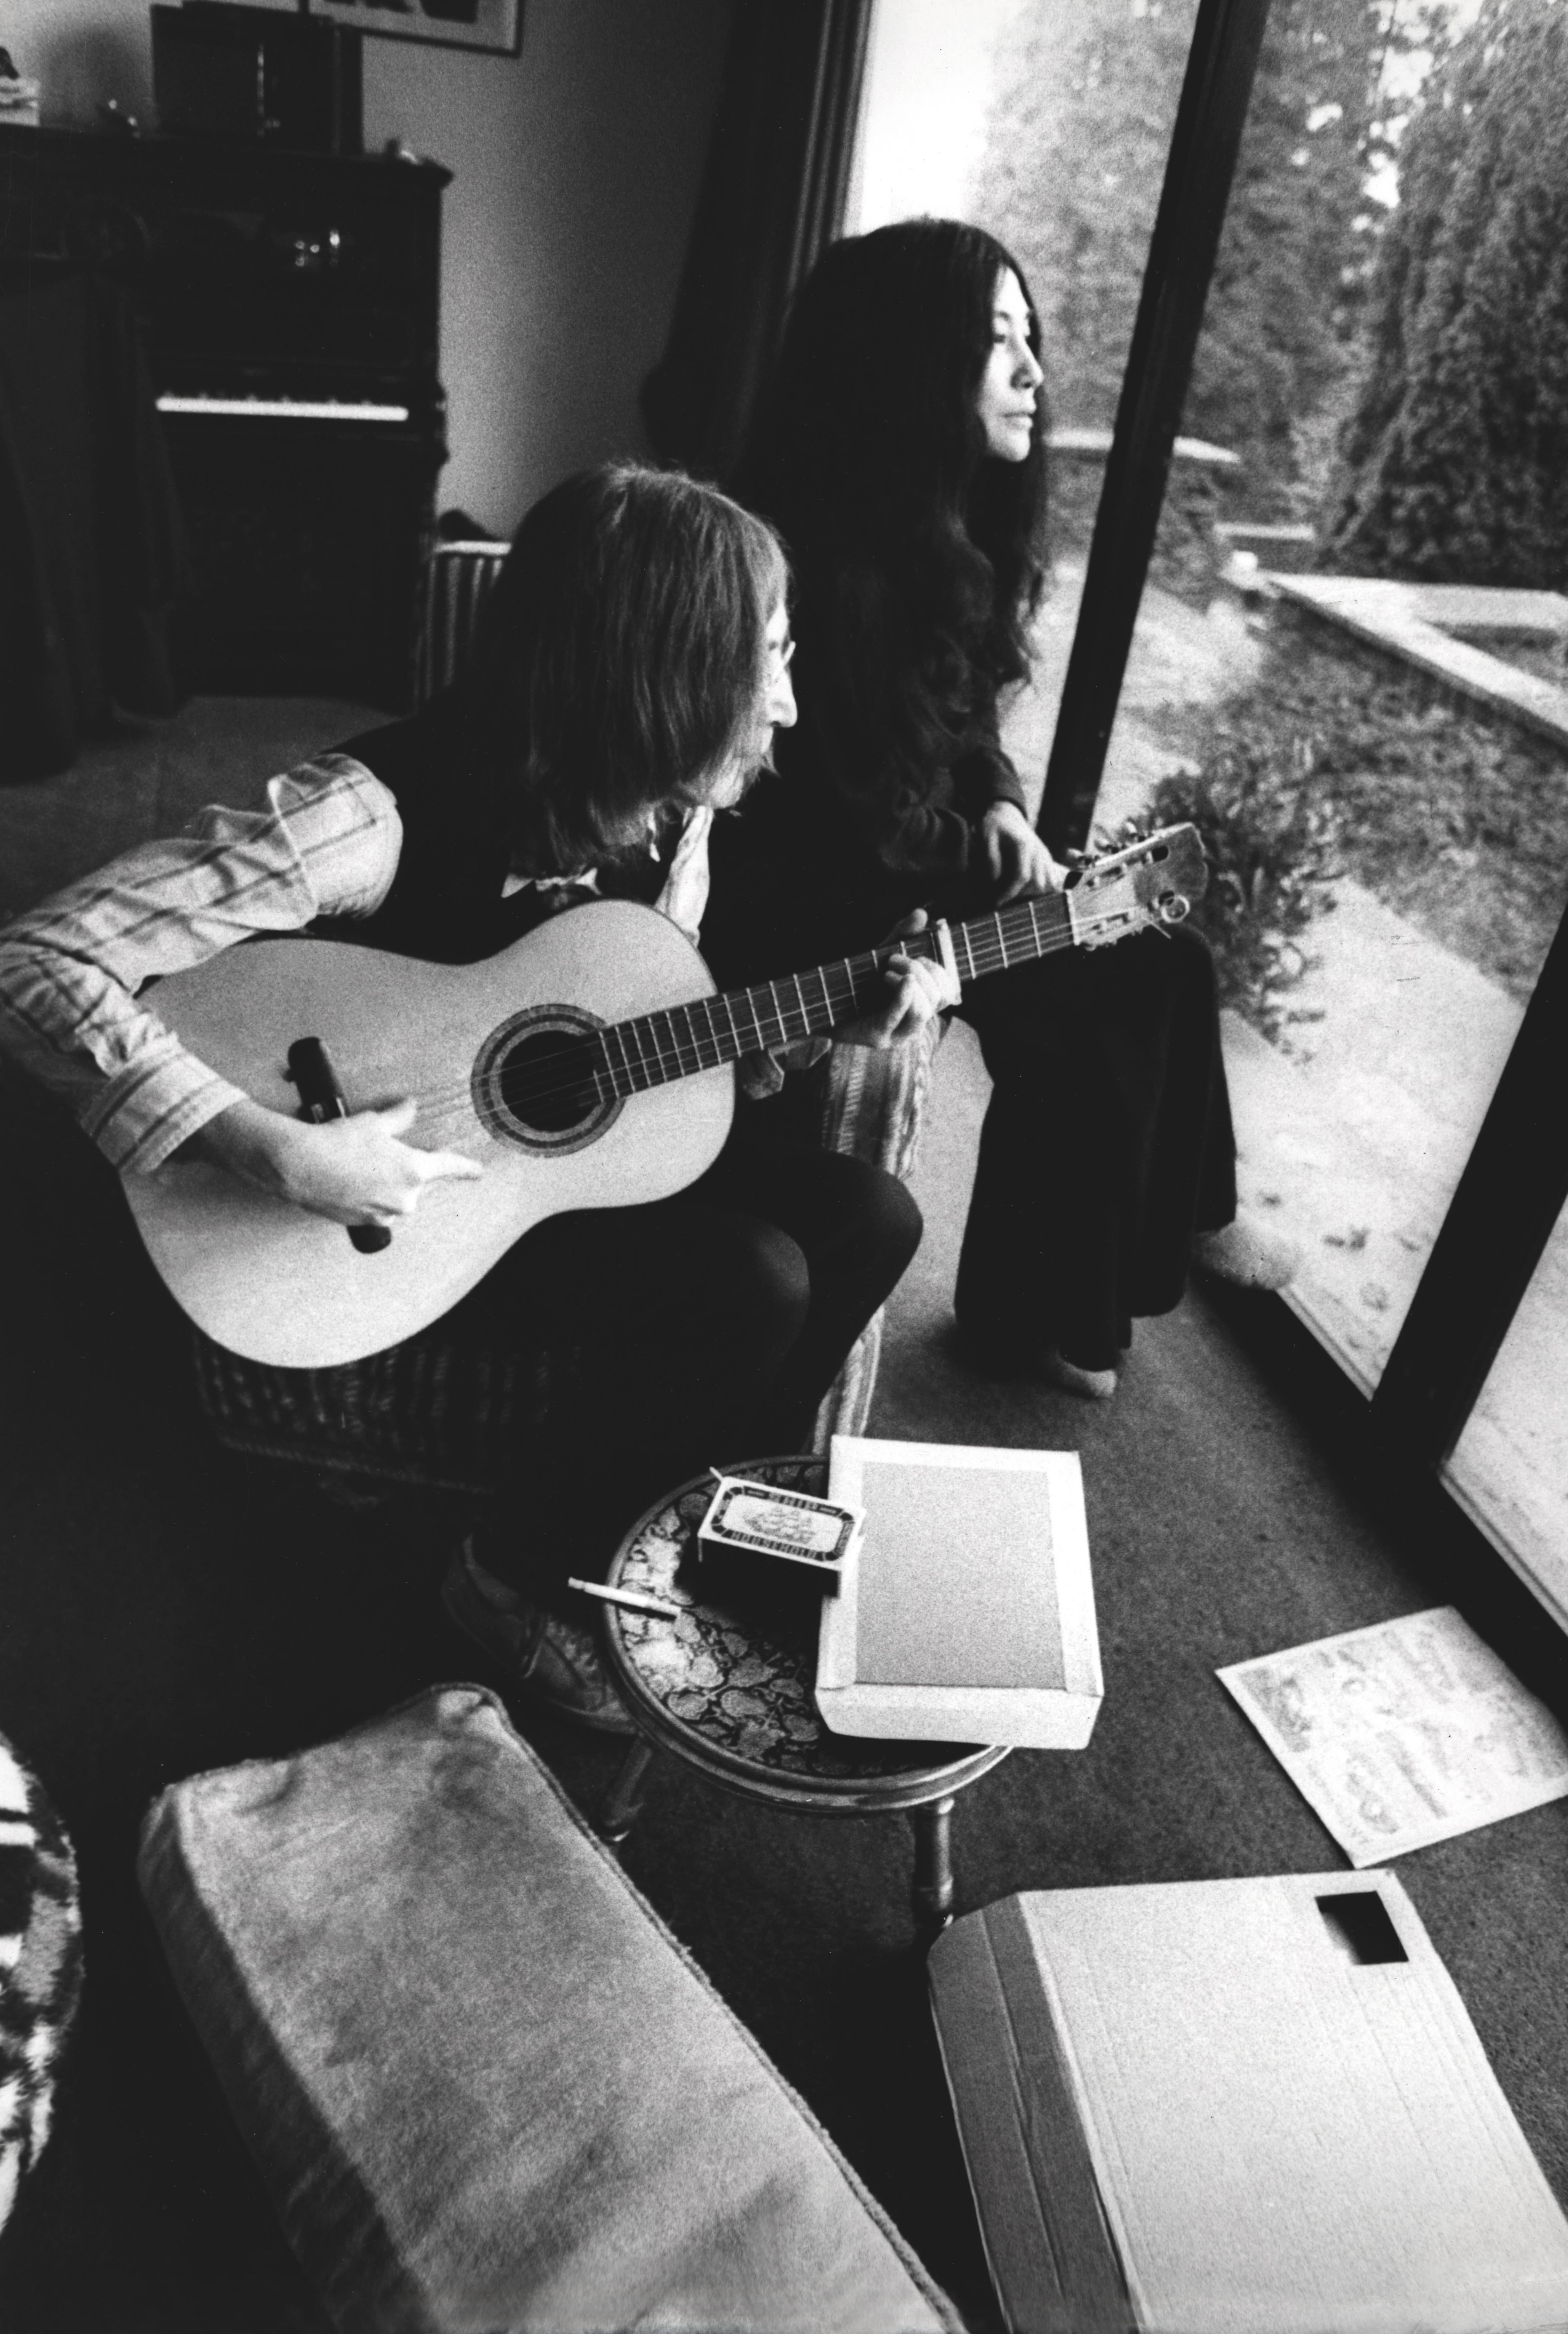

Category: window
[1449, 1198, 1568, 1628]
[851, 0, 1568, 1606]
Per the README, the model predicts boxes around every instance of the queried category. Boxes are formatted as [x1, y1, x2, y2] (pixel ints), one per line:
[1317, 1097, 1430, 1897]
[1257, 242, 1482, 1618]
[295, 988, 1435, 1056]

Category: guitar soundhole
[472, 1006, 622, 1154]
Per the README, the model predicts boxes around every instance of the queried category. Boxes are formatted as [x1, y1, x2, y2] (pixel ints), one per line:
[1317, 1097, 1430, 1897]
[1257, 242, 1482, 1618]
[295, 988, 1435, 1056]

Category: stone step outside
[1270, 576, 1568, 751]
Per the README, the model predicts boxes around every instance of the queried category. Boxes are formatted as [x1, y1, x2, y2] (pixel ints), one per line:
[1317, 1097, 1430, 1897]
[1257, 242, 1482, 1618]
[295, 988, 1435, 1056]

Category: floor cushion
[137, 1685, 958, 2334]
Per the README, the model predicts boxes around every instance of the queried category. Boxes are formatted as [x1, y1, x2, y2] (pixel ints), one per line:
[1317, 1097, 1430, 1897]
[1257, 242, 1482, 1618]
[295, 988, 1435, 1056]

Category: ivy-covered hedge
[1148, 603, 1568, 1031]
[1149, 734, 1341, 1046]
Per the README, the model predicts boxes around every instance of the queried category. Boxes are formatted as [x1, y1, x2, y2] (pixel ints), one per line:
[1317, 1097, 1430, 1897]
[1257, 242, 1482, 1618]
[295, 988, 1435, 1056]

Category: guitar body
[123, 901, 735, 1369]
[119, 822, 1208, 1372]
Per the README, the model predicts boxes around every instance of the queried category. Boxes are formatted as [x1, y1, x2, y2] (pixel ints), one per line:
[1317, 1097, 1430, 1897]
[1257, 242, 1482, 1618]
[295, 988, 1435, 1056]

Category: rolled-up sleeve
[0, 755, 401, 1172]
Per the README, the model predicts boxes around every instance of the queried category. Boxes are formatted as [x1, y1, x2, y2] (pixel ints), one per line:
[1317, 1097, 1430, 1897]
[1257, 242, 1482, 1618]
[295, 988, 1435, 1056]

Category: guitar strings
[326, 890, 1156, 1139]
[317, 892, 1152, 1139]
[450, 847, 1169, 1105]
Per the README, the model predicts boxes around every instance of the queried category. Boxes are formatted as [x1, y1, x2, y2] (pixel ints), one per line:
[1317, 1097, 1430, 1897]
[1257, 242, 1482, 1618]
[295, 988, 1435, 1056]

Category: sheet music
[1218, 1605, 1568, 1866]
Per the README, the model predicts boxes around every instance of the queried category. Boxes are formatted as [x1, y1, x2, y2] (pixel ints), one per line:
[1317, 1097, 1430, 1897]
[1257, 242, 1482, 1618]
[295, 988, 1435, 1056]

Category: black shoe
[441, 1541, 635, 1736]
[953, 1323, 1118, 1398]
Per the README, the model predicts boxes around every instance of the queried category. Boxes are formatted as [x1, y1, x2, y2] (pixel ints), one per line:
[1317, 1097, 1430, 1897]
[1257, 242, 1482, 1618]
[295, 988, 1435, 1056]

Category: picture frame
[309, 0, 523, 59]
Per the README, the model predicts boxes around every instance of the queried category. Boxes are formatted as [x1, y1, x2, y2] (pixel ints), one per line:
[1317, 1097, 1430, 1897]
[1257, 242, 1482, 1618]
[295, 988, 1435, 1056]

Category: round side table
[597, 1456, 1009, 1938]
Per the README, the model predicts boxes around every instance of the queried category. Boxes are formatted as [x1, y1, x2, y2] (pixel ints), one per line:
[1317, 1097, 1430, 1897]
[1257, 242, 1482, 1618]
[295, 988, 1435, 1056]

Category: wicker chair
[194, 541, 933, 1492]
[192, 1326, 554, 1504]
[808, 1017, 944, 1442]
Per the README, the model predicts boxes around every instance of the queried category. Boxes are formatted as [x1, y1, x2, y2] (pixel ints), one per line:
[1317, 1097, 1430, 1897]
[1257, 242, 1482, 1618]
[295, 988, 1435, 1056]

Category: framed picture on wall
[310, 0, 523, 57]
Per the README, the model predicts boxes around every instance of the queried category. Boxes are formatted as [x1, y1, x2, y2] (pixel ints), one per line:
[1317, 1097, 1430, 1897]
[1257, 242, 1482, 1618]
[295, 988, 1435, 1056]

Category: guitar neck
[594, 888, 1082, 1099]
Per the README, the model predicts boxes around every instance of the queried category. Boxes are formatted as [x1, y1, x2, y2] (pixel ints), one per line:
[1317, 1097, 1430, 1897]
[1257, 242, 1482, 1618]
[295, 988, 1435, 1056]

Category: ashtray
[697, 1470, 863, 1577]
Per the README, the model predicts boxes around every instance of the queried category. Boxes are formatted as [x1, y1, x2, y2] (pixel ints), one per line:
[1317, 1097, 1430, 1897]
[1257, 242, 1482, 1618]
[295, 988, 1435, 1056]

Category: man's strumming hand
[192, 1095, 484, 1228]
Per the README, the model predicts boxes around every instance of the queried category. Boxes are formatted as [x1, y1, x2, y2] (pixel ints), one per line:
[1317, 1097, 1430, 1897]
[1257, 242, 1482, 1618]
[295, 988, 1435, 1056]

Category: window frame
[1023, 0, 1568, 1592]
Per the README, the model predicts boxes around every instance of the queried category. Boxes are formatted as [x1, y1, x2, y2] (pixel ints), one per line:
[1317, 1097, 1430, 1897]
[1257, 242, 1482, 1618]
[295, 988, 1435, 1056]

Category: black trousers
[746, 922, 1237, 1376]
[448, 1125, 922, 1604]
[954, 922, 1237, 1369]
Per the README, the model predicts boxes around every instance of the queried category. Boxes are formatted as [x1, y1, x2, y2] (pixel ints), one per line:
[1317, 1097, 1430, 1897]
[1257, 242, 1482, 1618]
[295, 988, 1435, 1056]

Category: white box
[815, 1438, 1103, 1748]
[930, 1872, 1568, 2333]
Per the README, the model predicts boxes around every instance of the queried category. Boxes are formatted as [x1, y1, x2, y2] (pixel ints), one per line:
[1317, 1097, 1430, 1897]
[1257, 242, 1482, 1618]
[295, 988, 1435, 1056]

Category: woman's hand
[838, 910, 959, 1049]
[193, 1095, 484, 1228]
[981, 799, 1067, 901]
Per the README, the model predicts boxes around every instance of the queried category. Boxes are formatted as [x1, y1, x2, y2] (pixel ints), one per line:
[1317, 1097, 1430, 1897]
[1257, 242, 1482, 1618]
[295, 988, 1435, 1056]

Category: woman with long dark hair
[701, 220, 1295, 1396]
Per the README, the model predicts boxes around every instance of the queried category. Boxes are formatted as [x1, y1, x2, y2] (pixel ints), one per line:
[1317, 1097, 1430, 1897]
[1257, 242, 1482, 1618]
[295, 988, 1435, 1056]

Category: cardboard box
[929, 1872, 1568, 2333]
[816, 1439, 1102, 1748]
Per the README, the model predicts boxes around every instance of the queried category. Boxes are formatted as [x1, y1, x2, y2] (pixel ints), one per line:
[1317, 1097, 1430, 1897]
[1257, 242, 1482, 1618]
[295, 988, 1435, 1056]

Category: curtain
[0, 268, 185, 780]
[641, 0, 873, 485]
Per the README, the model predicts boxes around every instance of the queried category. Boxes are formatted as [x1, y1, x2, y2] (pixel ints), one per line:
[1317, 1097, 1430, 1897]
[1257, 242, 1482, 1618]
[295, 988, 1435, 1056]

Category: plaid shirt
[0, 757, 401, 1174]
[0, 755, 716, 1177]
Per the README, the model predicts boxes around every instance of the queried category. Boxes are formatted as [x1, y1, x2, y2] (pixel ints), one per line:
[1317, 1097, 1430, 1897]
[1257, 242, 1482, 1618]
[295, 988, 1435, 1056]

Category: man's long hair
[463, 464, 788, 875]
[738, 218, 1047, 696]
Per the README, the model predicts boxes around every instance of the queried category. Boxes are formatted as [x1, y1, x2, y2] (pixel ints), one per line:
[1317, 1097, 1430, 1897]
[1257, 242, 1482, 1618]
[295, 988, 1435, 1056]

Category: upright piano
[0, 123, 449, 710]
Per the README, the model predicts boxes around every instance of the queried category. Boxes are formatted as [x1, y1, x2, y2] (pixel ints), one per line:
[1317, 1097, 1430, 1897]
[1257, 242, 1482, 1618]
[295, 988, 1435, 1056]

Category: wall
[6, 0, 732, 532]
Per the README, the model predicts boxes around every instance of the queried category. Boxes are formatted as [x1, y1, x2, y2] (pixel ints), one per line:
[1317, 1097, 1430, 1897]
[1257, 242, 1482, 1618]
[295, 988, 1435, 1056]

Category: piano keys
[1, 122, 450, 710]
[156, 396, 413, 423]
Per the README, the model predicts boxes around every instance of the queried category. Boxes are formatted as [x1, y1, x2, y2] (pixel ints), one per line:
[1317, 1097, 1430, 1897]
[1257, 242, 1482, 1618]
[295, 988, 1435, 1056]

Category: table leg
[912, 1795, 957, 1938]
[600, 1737, 656, 1848]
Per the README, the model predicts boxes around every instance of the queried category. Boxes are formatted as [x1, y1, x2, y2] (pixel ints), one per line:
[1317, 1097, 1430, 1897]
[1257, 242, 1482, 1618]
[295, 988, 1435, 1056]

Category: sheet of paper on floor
[1217, 1605, 1568, 1866]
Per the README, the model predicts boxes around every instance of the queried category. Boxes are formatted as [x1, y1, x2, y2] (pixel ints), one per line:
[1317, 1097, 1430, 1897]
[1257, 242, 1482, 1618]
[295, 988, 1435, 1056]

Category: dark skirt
[737, 921, 1236, 1373]
[952, 921, 1236, 1369]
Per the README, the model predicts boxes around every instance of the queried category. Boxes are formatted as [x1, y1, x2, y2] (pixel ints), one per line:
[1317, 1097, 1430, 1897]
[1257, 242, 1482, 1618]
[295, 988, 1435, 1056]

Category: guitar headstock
[1068, 823, 1209, 947]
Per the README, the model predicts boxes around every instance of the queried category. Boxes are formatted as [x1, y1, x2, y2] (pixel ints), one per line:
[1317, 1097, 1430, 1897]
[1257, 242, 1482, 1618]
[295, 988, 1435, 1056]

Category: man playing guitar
[0, 464, 949, 1732]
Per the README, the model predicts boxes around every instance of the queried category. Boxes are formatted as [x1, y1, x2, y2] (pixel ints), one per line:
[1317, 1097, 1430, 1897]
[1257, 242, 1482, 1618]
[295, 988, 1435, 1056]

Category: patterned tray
[609, 1457, 981, 1786]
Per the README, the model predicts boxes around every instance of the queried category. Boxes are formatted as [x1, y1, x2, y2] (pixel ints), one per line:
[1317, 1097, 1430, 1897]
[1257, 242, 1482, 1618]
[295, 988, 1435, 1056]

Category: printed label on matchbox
[699, 1476, 862, 1569]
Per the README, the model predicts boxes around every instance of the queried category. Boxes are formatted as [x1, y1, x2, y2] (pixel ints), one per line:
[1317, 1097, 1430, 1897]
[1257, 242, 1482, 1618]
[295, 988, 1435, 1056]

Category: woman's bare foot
[1192, 1212, 1301, 1292]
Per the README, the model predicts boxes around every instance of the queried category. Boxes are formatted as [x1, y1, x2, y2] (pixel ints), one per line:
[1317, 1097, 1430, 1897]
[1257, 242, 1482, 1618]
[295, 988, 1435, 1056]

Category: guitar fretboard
[592, 887, 1083, 1098]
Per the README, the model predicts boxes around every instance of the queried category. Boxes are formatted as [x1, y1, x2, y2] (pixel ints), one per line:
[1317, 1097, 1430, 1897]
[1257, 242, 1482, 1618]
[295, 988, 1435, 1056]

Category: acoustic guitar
[124, 824, 1207, 1368]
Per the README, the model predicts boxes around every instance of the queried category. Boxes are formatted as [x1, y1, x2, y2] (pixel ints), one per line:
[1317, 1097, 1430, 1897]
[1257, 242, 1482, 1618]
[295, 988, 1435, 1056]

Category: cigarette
[568, 1576, 683, 1620]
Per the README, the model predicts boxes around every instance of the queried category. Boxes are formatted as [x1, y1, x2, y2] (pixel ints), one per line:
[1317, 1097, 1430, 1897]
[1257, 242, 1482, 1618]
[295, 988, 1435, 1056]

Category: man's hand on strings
[981, 799, 1067, 902]
[838, 910, 959, 1049]
[193, 1095, 484, 1227]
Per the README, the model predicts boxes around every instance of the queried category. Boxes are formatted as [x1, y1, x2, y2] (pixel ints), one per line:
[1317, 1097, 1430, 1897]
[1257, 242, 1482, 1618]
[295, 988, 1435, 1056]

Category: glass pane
[853, 0, 1043, 236]
[1026, 1, 1568, 1395]
[854, 0, 1197, 775]
[1447, 1197, 1568, 1625]
[853, 0, 1568, 1536]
